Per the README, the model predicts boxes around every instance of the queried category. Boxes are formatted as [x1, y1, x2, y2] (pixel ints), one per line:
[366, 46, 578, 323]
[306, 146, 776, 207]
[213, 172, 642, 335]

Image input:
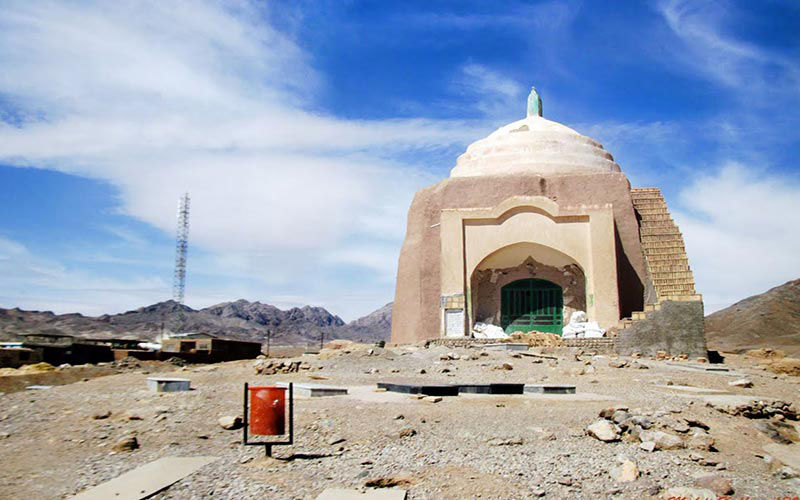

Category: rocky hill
[0, 299, 392, 346]
[705, 278, 800, 356]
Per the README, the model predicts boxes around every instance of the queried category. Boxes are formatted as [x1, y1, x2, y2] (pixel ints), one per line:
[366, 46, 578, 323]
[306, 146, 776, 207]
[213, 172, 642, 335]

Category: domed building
[391, 88, 707, 358]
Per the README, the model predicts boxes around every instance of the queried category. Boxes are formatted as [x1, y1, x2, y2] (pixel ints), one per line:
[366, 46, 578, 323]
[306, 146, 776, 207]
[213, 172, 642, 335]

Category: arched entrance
[501, 279, 563, 334]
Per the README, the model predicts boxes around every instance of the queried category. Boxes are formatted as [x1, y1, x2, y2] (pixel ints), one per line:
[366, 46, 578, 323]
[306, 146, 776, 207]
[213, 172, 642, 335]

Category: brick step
[657, 286, 697, 295]
[652, 270, 694, 278]
[644, 250, 688, 257]
[641, 238, 686, 246]
[649, 264, 690, 272]
[640, 227, 682, 236]
[657, 294, 702, 302]
[639, 220, 677, 228]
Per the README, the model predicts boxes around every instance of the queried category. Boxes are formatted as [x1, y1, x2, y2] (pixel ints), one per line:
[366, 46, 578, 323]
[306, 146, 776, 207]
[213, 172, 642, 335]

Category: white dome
[450, 115, 621, 178]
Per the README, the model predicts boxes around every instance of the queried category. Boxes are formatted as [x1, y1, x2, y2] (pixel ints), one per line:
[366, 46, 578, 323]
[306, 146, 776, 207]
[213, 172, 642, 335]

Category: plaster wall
[391, 172, 650, 344]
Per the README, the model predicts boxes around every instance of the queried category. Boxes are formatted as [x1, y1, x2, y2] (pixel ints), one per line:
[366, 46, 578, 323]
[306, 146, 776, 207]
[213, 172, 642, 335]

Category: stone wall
[470, 257, 585, 326]
[615, 300, 707, 358]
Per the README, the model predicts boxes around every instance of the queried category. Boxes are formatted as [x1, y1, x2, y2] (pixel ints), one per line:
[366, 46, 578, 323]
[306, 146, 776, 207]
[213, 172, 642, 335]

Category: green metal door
[501, 279, 563, 335]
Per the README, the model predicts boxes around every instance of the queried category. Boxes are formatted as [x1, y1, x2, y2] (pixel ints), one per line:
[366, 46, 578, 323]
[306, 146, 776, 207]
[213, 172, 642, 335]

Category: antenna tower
[173, 193, 190, 305]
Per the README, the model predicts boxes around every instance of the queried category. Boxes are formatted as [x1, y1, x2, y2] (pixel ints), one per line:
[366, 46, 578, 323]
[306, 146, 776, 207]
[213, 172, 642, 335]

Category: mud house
[391, 89, 706, 357]
[161, 333, 262, 362]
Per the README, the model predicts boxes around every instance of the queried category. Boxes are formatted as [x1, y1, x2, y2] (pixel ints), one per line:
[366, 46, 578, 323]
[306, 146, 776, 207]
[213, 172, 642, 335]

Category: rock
[218, 416, 243, 430]
[767, 357, 800, 376]
[418, 368, 427, 374]
[687, 430, 716, 451]
[640, 430, 684, 450]
[728, 378, 753, 388]
[394, 414, 405, 420]
[398, 428, 417, 438]
[665, 419, 690, 433]
[611, 410, 631, 424]
[92, 410, 111, 420]
[0, 432, 10, 439]
[660, 487, 717, 499]
[423, 396, 442, 403]
[586, 419, 620, 442]
[446, 352, 460, 360]
[500, 362, 514, 370]
[753, 420, 800, 444]
[655, 351, 668, 360]
[684, 418, 710, 430]
[611, 460, 639, 482]
[328, 436, 346, 445]
[599, 406, 628, 419]
[112, 436, 139, 452]
[530, 488, 546, 497]
[639, 441, 656, 452]
[487, 437, 523, 446]
[693, 474, 734, 495]
[556, 477, 573, 486]
[608, 360, 628, 368]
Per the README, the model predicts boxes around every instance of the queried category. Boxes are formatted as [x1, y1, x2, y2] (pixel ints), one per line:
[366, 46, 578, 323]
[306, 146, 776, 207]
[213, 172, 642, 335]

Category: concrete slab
[317, 488, 407, 500]
[69, 456, 218, 500]
[458, 383, 524, 394]
[377, 382, 459, 396]
[484, 343, 530, 351]
[653, 384, 730, 394]
[276, 382, 348, 397]
[345, 385, 421, 403]
[764, 443, 800, 470]
[147, 377, 191, 392]
[524, 384, 576, 394]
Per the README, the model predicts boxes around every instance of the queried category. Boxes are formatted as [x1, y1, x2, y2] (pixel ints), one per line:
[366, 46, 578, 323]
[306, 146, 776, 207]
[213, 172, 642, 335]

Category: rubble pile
[253, 359, 312, 375]
[586, 406, 716, 452]
[709, 399, 798, 420]
[505, 331, 563, 347]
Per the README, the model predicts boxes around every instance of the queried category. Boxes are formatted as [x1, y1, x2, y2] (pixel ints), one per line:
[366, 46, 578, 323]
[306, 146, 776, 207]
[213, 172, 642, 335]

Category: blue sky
[0, 0, 798, 320]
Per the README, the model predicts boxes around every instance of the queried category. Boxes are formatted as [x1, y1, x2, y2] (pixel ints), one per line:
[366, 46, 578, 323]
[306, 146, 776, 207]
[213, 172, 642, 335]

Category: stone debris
[611, 460, 639, 482]
[709, 399, 798, 420]
[92, 410, 111, 420]
[397, 428, 417, 438]
[486, 437, 523, 446]
[423, 396, 442, 403]
[111, 435, 139, 452]
[686, 429, 716, 451]
[693, 473, 734, 495]
[254, 359, 311, 375]
[608, 360, 628, 368]
[728, 378, 753, 388]
[217, 416, 242, 430]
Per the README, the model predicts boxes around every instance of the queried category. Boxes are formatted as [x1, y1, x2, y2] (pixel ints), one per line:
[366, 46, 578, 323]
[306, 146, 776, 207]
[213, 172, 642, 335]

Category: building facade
[391, 90, 706, 357]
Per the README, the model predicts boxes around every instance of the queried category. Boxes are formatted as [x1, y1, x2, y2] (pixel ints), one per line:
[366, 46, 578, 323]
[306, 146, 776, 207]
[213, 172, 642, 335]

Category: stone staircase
[610, 188, 702, 336]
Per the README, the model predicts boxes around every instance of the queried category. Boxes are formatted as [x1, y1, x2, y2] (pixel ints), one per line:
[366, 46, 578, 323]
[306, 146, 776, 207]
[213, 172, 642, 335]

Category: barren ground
[1, 345, 799, 499]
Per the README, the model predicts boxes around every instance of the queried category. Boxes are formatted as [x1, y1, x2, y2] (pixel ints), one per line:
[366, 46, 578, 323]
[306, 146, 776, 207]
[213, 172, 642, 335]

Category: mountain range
[0, 299, 392, 346]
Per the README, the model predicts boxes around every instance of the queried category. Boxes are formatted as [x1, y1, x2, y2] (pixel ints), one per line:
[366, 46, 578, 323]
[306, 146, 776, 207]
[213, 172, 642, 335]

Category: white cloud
[0, 1, 486, 319]
[0, 236, 167, 315]
[673, 164, 800, 313]
[657, 0, 800, 97]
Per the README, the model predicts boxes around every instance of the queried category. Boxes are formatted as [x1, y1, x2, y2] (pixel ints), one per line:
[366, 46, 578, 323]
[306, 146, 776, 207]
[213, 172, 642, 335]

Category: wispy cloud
[657, 0, 800, 98]
[673, 164, 800, 312]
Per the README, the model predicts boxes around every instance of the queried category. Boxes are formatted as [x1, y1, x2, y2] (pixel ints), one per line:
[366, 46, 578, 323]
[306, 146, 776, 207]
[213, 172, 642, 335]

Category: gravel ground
[0, 345, 798, 499]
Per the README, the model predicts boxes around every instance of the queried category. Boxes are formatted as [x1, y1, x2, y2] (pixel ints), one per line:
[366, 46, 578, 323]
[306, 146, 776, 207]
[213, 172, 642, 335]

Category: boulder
[687, 430, 716, 451]
[640, 430, 684, 450]
[693, 474, 734, 495]
[586, 420, 620, 442]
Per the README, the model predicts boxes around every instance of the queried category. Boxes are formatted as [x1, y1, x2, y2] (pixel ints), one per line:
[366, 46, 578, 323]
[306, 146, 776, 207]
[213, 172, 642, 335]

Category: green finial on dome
[526, 86, 542, 117]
